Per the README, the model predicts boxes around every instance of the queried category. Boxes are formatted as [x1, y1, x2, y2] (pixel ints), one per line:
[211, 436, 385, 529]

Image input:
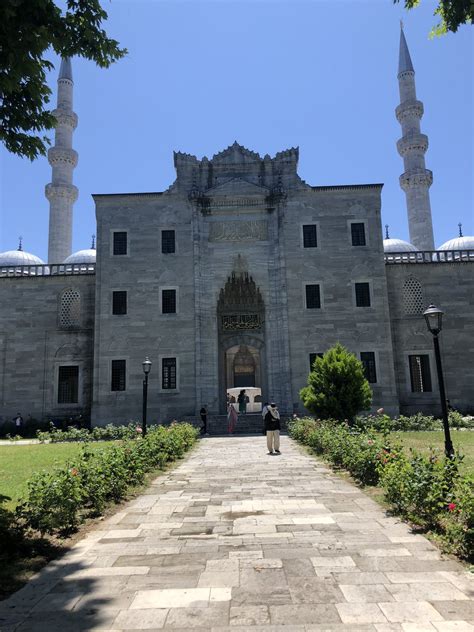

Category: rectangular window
[355, 282, 371, 307]
[360, 352, 377, 383]
[112, 291, 127, 315]
[162, 357, 177, 389]
[305, 284, 321, 309]
[58, 366, 79, 404]
[111, 359, 126, 391]
[309, 352, 324, 371]
[303, 224, 318, 248]
[162, 289, 176, 314]
[351, 222, 366, 246]
[409, 354, 432, 392]
[161, 230, 176, 254]
[113, 231, 127, 255]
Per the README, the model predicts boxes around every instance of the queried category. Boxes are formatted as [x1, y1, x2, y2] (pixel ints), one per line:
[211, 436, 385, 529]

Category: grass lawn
[399, 430, 474, 475]
[0, 442, 114, 510]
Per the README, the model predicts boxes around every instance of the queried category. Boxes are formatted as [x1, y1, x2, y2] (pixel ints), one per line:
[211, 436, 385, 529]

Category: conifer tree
[300, 343, 372, 423]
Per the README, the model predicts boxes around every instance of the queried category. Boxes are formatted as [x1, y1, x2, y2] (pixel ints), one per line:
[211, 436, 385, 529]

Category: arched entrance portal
[217, 272, 266, 413]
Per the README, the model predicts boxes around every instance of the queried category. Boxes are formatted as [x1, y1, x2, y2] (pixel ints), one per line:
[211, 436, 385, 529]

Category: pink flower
[70, 467, 79, 476]
[448, 503, 456, 512]
[136, 426, 143, 434]
[367, 439, 374, 445]
[377, 408, 384, 415]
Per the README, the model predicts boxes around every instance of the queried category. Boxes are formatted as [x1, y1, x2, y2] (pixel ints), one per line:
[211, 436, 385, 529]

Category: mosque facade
[0, 29, 473, 427]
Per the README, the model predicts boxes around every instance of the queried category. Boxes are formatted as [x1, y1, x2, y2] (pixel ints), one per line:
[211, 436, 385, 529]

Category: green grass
[0, 442, 114, 510]
[399, 430, 474, 475]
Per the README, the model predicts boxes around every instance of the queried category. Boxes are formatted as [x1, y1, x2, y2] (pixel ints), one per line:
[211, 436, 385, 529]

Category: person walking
[13, 412, 24, 437]
[264, 403, 281, 455]
[227, 401, 238, 434]
[261, 401, 269, 435]
[237, 389, 247, 415]
[200, 405, 208, 435]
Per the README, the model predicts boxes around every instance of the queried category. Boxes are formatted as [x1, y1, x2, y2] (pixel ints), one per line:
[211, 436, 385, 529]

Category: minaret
[45, 57, 78, 263]
[396, 24, 435, 251]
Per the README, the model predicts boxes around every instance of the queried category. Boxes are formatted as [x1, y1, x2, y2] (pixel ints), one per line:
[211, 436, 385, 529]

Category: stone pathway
[1, 436, 473, 631]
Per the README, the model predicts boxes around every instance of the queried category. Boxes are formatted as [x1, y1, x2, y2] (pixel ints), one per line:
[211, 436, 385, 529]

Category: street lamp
[423, 304, 454, 458]
[142, 357, 152, 437]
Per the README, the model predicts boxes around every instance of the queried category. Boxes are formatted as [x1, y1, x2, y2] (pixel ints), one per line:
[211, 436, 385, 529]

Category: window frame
[353, 281, 372, 308]
[348, 220, 368, 247]
[301, 223, 319, 249]
[360, 351, 378, 384]
[161, 228, 176, 255]
[58, 287, 81, 329]
[110, 229, 129, 257]
[407, 353, 433, 393]
[112, 290, 128, 316]
[54, 362, 83, 408]
[160, 286, 179, 315]
[111, 358, 127, 392]
[304, 283, 323, 309]
[159, 355, 180, 392]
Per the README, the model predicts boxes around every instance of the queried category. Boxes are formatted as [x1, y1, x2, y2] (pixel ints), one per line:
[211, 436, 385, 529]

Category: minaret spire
[395, 26, 435, 250]
[45, 57, 79, 263]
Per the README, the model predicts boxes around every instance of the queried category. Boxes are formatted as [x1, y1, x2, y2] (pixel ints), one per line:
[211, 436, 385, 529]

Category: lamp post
[142, 357, 152, 437]
[423, 304, 454, 458]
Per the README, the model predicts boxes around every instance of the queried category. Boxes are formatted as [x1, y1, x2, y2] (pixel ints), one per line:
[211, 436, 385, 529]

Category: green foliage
[394, 0, 473, 36]
[356, 411, 474, 432]
[0, 495, 23, 552]
[36, 422, 141, 443]
[15, 423, 198, 535]
[300, 343, 372, 422]
[0, 0, 127, 159]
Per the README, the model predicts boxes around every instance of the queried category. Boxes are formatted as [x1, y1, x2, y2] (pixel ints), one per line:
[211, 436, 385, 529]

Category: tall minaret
[396, 24, 435, 251]
[45, 58, 78, 263]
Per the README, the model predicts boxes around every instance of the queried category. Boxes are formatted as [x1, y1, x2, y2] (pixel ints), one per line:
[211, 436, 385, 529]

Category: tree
[300, 343, 372, 422]
[1, 0, 127, 160]
[394, 0, 473, 36]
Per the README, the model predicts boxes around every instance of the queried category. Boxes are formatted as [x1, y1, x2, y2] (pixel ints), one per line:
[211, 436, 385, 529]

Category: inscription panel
[209, 220, 267, 242]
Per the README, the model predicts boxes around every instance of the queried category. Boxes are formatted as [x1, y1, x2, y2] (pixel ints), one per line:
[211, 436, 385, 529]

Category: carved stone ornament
[209, 220, 267, 242]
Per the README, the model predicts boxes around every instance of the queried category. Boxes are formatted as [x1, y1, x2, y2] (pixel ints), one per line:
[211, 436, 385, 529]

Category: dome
[0, 249, 45, 266]
[383, 238, 418, 253]
[438, 236, 474, 251]
[63, 248, 96, 264]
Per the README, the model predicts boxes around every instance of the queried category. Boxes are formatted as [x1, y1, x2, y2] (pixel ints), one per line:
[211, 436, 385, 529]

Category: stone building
[0, 27, 473, 427]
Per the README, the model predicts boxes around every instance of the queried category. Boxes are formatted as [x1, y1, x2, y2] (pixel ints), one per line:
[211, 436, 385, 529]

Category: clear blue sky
[0, 1, 472, 259]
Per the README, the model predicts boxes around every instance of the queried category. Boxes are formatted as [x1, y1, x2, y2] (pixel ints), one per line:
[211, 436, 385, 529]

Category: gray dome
[63, 248, 96, 264]
[0, 249, 45, 266]
[438, 236, 474, 251]
[383, 238, 418, 253]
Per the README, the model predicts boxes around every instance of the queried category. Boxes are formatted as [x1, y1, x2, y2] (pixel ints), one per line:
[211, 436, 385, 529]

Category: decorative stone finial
[18, 236, 23, 251]
[91, 234, 96, 249]
[458, 223, 463, 237]
[385, 224, 390, 239]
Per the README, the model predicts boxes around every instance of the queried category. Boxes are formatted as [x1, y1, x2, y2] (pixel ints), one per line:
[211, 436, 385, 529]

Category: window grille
[355, 282, 371, 307]
[360, 352, 377, 383]
[309, 352, 324, 371]
[161, 230, 176, 254]
[112, 291, 127, 315]
[403, 277, 424, 315]
[303, 224, 317, 248]
[409, 354, 432, 392]
[59, 288, 81, 328]
[351, 222, 366, 246]
[305, 284, 321, 309]
[111, 359, 126, 391]
[113, 231, 127, 255]
[58, 366, 79, 403]
[162, 289, 176, 314]
[162, 357, 177, 389]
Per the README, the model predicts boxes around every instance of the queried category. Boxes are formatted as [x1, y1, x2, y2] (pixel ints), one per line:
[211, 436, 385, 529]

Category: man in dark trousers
[264, 403, 281, 455]
[200, 405, 208, 435]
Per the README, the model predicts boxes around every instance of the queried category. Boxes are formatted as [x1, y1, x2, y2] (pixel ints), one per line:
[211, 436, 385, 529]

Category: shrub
[300, 343, 372, 422]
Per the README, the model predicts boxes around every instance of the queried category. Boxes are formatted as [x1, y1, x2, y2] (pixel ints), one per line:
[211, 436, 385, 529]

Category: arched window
[403, 277, 423, 316]
[59, 288, 81, 328]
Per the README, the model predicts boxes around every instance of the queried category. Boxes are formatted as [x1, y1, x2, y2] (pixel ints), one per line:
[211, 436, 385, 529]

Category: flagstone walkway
[1, 435, 473, 631]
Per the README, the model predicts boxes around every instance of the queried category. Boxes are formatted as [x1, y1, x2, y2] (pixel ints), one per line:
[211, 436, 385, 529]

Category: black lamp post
[423, 304, 454, 458]
[142, 357, 152, 437]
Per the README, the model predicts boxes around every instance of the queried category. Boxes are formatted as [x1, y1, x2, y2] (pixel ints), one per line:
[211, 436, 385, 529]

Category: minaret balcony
[47, 147, 78, 168]
[45, 183, 78, 202]
[397, 133, 428, 157]
[399, 169, 433, 190]
[395, 100, 423, 124]
[52, 109, 78, 130]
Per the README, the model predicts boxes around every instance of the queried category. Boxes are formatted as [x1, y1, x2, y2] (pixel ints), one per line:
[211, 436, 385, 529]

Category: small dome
[0, 249, 45, 266]
[383, 238, 418, 253]
[438, 236, 474, 251]
[63, 248, 96, 264]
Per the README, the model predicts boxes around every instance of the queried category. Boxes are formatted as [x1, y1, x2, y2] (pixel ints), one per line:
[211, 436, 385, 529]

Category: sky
[0, 0, 472, 260]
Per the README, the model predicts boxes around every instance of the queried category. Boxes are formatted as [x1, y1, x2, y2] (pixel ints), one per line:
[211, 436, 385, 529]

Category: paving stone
[339, 584, 394, 603]
[431, 602, 474, 621]
[229, 605, 270, 626]
[269, 603, 341, 625]
[164, 603, 229, 628]
[336, 602, 388, 624]
[378, 601, 444, 623]
[113, 607, 169, 629]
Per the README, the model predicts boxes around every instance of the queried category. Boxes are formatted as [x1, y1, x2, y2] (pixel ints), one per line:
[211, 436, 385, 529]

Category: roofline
[310, 183, 384, 192]
[92, 192, 165, 199]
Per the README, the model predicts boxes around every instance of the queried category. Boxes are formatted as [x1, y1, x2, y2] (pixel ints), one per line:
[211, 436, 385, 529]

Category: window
[162, 289, 176, 314]
[355, 282, 371, 307]
[305, 284, 321, 309]
[403, 277, 424, 315]
[309, 352, 324, 371]
[360, 352, 377, 383]
[161, 230, 176, 254]
[162, 357, 177, 389]
[303, 224, 317, 248]
[59, 288, 81, 328]
[111, 359, 126, 391]
[113, 231, 127, 255]
[409, 355, 432, 392]
[351, 222, 366, 246]
[112, 291, 127, 315]
[58, 366, 79, 404]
